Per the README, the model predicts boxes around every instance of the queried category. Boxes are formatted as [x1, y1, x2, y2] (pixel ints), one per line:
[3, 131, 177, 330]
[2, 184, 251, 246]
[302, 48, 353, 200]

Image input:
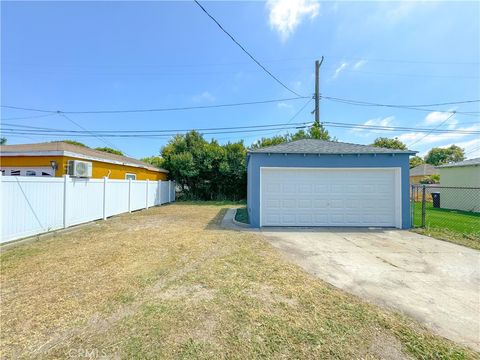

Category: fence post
[421, 185, 426, 228]
[168, 181, 171, 203]
[103, 176, 108, 220]
[128, 178, 132, 213]
[63, 175, 69, 228]
[410, 184, 414, 227]
[158, 180, 161, 205]
[146, 179, 149, 209]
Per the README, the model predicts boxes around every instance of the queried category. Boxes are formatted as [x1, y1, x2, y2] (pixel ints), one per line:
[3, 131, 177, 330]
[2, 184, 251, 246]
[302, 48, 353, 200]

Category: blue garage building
[247, 139, 416, 229]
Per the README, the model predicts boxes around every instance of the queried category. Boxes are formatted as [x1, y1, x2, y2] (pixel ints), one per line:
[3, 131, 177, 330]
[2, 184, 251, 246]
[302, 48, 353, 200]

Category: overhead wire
[0, 96, 309, 114]
[193, 0, 302, 97]
[3, 120, 479, 137]
[322, 96, 479, 116]
[1, 121, 313, 134]
[57, 112, 127, 155]
[406, 112, 457, 147]
[2, 124, 312, 138]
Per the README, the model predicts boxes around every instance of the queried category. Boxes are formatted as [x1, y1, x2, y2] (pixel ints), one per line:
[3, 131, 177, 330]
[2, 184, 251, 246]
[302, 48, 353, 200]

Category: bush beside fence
[0, 175, 175, 243]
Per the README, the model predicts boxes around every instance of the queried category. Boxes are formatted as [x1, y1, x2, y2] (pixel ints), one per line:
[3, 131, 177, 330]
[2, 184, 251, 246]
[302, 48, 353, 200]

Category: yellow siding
[0, 155, 167, 180]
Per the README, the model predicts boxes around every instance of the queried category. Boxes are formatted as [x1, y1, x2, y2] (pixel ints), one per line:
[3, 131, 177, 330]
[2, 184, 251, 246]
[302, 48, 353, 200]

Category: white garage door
[261, 167, 401, 228]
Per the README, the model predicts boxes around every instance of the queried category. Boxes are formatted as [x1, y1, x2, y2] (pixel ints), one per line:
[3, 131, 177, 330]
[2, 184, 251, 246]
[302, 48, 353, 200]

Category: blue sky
[2, 1, 479, 159]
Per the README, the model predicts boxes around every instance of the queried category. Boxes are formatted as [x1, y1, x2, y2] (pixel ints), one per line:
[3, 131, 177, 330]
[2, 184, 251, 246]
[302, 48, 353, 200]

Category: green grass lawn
[235, 207, 249, 224]
[412, 202, 480, 250]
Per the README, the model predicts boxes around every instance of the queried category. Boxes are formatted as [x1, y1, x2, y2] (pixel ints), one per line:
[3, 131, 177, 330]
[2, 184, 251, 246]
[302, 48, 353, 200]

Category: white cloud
[424, 111, 455, 125]
[331, 60, 367, 80]
[397, 123, 480, 149]
[277, 102, 293, 110]
[352, 116, 395, 134]
[192, 91, 215, 103]
[352, 60, 367, 70]
[266, 0, 320, 40]
[333, 62, 348, 78]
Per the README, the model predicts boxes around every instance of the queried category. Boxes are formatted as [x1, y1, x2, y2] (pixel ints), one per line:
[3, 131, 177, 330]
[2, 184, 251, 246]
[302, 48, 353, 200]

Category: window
[0, 170, 5, 176]
[42, 172, 52, 177]
[125, 173, 136, 180]
[26, 170, 36, 176]
[10, 170, 20, 176]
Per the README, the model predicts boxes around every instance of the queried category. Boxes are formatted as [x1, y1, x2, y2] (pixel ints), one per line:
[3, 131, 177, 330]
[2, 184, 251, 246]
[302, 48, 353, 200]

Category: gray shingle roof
[0, 142, 168, 173]
[410, 164, 438, 176]
[436, 157, 480, 168]
[248, 139, 416, 155]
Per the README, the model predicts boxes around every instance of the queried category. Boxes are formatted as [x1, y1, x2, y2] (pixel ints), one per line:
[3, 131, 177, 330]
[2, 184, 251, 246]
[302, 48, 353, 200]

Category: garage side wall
[247, 153, 411, 229]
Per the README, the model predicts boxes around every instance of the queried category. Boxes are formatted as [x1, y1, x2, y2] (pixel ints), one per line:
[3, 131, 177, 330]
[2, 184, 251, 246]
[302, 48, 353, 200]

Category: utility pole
[314, 56, 324, 124]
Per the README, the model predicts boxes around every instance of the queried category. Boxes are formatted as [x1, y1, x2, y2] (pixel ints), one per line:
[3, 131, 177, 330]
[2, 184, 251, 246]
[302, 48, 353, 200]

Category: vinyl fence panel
[1, 177, 65, 242]
[147, 181, 158, 208]
[130, 180, 147, 211]
[0, 176, 175, 244]
[105, 179, 130, 217]
[160, 181, 170, 205]
[66, 178, 104, 226]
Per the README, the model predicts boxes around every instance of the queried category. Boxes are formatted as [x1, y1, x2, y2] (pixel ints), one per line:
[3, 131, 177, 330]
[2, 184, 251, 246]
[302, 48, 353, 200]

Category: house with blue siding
[247, 139, 416, 229]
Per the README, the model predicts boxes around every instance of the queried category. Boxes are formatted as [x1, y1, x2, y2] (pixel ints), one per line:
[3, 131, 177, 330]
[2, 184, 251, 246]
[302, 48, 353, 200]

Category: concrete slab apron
[261, 228, 480, 351]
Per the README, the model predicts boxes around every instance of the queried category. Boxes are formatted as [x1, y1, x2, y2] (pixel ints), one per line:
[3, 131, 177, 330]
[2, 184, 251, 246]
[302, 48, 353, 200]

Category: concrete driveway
[261, 228, 480, 351]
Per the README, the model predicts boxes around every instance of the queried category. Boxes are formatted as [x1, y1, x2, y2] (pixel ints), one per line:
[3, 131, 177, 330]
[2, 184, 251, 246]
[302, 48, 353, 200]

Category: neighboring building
[247, 139, 416, 229]
[409, 163, 438, 184]
[437, 158, 480, 213]
[0, 142, 168, 180]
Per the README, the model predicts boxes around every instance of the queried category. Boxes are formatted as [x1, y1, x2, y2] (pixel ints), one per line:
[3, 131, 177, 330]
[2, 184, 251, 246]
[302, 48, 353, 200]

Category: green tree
[371, 137, 407, 150]
[161, 131, 247, 200]
[409, 156, 425, 169]
[250, 135, 288, 149]
[0, 137, 6, 145]
[307, 119, 330, 140]
[250, 120, 330, 149]
[59, 140, 87, 147]
[425, 145, 465, 166]
[95, 147, 124, 156]
[141, 156, 164, 168]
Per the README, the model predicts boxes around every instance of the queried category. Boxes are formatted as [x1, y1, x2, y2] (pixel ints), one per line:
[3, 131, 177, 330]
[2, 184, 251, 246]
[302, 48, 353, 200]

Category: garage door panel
[261, 168, 398, 227]
[298, 199, 312, 208]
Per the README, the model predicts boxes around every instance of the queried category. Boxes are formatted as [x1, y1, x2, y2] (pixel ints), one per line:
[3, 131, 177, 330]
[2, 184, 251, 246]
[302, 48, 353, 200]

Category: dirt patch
[155, 284, 215, 302]
[245, 284, 298, 307]
[368, 332, 414, 360]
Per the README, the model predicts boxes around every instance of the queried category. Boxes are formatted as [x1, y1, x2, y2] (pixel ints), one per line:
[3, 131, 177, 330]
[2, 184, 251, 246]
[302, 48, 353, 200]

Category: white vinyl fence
[0, 175, 175, 244]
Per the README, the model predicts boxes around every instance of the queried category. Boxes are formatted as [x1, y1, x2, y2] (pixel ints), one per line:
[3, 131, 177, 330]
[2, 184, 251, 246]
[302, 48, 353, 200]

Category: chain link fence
[410, 185, 480, 239]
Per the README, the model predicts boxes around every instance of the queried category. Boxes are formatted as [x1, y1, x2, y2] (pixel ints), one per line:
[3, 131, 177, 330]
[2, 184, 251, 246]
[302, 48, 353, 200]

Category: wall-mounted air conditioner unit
[67, 160, 92, 178]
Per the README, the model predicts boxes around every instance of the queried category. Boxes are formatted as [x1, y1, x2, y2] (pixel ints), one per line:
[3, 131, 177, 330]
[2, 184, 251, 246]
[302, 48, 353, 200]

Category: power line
[320, 121, 479, 135]
[4, 55, 478, 69]
[322, 96, 480, 116]
[274, 98, 312, 136]
[0, 113, 57, 121]
[1, 96, 309, 114]
[193, 0, 302, 97]
[465, 146, 480, 156]
[3, 120, 479, 137]
[2, 124, 312, 138]
[58, 113, 127, 155]
[3, 96, 479, 116]
[406, 112, 457, 147]
[1, 121, 312, 134]
[324, 96, 480, 108]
